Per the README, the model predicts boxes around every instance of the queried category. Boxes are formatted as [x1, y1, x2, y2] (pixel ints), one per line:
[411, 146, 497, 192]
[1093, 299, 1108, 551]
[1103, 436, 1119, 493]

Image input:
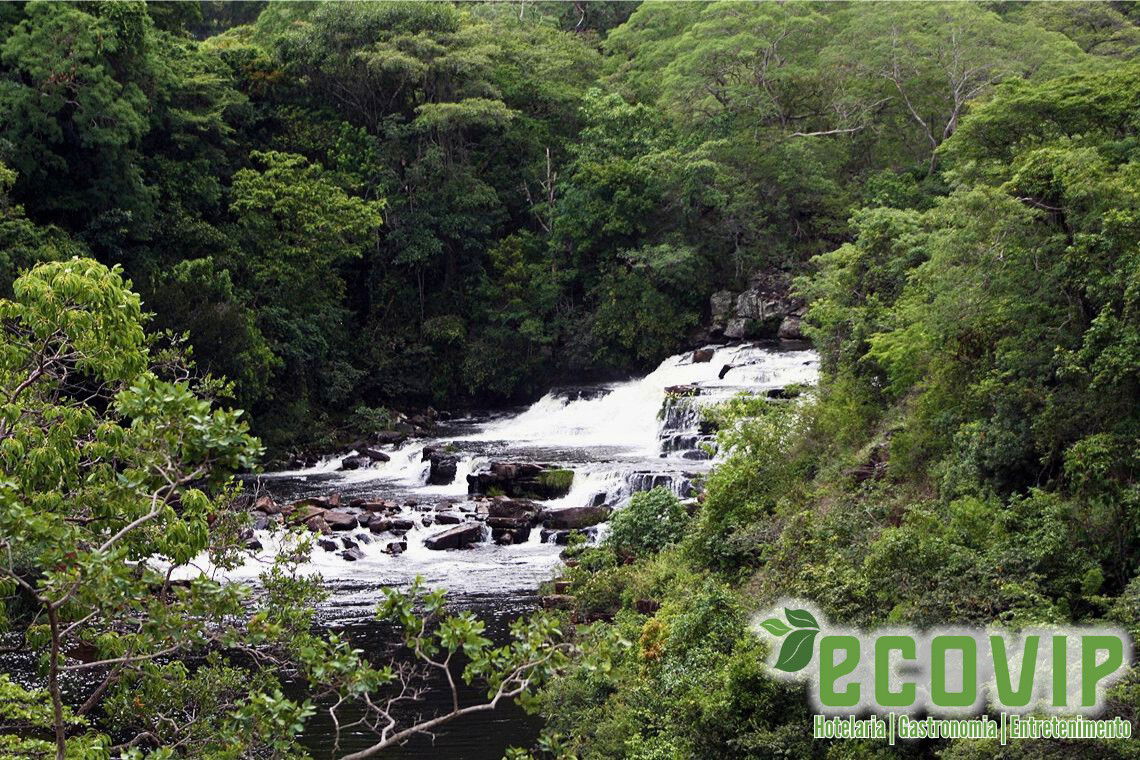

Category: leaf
[784, 608, 819, 630]
[759, 618, 791, 636]
[774, 629, 818, 672]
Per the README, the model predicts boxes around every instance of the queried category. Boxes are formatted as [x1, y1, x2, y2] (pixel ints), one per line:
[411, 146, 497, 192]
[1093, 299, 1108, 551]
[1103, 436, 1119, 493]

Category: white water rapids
[176, 343, 818, 616]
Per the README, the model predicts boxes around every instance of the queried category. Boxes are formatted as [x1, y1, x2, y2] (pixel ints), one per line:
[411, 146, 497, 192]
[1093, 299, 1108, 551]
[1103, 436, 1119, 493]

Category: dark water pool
[293, 593, 544, 759]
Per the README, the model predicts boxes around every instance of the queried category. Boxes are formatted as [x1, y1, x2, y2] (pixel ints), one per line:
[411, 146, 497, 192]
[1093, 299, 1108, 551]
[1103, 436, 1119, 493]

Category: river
[231, 341, 819, 757]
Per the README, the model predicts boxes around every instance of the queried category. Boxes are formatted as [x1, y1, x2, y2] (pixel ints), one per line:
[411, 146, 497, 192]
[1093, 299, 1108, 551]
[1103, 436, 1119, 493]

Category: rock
[664, 384, 700, 397]
[434, 512, 462, 525]
[724, 317, 755, 340]
[424, 522, 485, 550]
[718, 363, 734, 380]
[306, 515, 330, 534]
[286, 502, 327, 524]
[245, 538, 263, 552]
[254, 495, 281, 514]
[488, 513, 532, 544]
[777, 315, 805, 340]
[326, 492, 342, 508]
[384, 540, 406, 555]
[467, 463, 574, 500]
[540, 528, 583, 545]
[323, 510, 358, 531]
[339, 455, 370, 471]
[341, 548, 365, 561]
[355, 532, 373, 544]
[367, 515, 414, 534]
[487, 496, 542, 521]
[541, 594, 575, 610]
[691, 348, 715, 363]
[251, 513, 271, 531]
[540, 505, 611, 530]
[373, 430, 406, 445]
[487, 516, 532, 530]
[710, 290, 735, 324]
[422, 446, 459, 485]
[317, 538, 339, 552]
[357, 501, 389, 513]
[361, 447, 391, 462]
[766, 386, 802, 400]
[341, 536, 358, 550]
[554, 580, 572, 594]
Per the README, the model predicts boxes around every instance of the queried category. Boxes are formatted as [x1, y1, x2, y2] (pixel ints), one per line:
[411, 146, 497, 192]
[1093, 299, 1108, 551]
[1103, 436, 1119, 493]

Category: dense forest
[1, 1, 1138, 758]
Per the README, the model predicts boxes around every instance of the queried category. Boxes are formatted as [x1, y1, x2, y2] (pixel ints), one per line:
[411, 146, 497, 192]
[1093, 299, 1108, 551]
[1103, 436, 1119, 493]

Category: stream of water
[236, 342, 819, 757]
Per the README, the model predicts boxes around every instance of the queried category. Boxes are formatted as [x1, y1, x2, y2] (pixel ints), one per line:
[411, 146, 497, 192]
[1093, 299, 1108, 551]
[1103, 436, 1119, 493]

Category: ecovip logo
[754, 601, 1135, 743]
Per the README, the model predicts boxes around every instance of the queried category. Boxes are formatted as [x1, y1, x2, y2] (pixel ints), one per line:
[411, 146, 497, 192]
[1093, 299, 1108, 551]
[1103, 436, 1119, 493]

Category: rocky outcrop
[467, 462, 574, 500]
[706, 273, 805, 343]
[424, 522, 486, 550]
[422, 446, 459, 485]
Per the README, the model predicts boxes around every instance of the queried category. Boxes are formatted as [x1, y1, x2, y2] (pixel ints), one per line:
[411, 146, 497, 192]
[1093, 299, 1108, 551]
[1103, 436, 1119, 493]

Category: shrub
[607, 488, 690, 558]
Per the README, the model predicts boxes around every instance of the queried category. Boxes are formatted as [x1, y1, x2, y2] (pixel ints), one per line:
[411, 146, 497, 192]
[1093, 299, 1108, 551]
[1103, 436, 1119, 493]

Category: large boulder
[486, 516, 532, 531]
[709, 290, 735, 325]
[305, 515, 331, 534]
[487, 496, 542, 522]
[323, 510, 358, 531]
[424, 522, 485, 550]
[339, 455, 370, 471]
[422, 446, 459, 485]
[253, 495, 281, 514]
[468, 463, 574, 499]
[285, 501, 326, 525]
[540, 505, 611, 530]
[691, 347, 715, 363]
[361, 447, 391, 463]
[373, 430, 407, 445]
[777, 314, 806, 341]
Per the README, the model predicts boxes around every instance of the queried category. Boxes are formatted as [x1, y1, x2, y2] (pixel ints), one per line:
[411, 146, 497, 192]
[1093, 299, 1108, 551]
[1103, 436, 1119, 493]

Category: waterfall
[203, 343, 819, 596]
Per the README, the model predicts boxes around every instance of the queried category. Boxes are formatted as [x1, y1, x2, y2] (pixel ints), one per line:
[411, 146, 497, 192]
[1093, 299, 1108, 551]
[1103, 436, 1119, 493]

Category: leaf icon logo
[758, 607, 821, 673]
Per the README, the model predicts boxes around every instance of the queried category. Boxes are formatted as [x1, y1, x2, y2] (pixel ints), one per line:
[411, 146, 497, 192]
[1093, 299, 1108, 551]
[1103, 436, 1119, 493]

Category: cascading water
[206, 343, 818, 612]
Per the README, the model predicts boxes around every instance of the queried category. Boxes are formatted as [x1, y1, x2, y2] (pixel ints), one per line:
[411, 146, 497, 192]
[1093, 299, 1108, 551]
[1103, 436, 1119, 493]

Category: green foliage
[606, 487, 690, 558]
[527, 32, 1140, 760]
